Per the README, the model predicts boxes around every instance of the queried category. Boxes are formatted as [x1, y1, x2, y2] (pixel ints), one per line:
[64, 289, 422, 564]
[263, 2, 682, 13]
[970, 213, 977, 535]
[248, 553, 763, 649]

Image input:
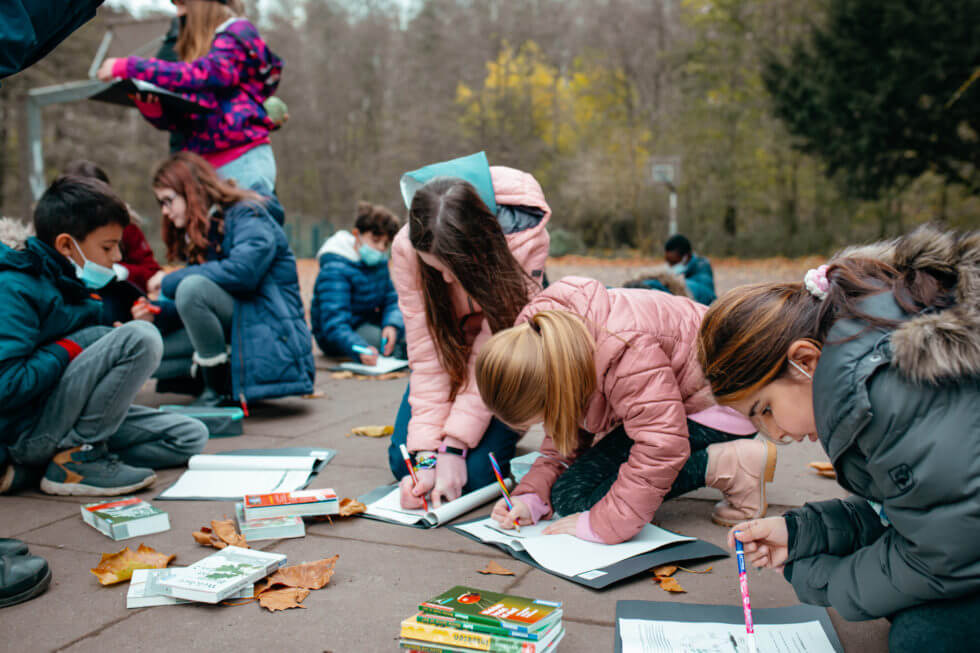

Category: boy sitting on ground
[310, 201, 405, 365]
[0, 175, 207, 497]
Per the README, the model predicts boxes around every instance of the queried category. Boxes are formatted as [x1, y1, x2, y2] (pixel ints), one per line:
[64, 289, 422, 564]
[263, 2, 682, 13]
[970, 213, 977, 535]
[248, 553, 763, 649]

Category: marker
[734, 532, 758, 653]
[488, 452, 520, 532]
[399, 443, 429, 512]
[352, 345, 374, 356]
[132, 298, 161, 314]
[380, 336, 388, 353]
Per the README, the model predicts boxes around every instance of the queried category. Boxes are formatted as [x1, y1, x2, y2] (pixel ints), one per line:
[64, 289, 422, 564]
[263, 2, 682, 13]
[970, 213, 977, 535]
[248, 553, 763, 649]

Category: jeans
[388, 383, 521, 493]
[10, 321, 207, 468]
[550, 420, 747, 516]
[216, 143, 276, 196]
[322, 320, 408, 360]
[156, 329, 194, 380]
[171, 275, 235, 361]
[888, 592, 980, 652]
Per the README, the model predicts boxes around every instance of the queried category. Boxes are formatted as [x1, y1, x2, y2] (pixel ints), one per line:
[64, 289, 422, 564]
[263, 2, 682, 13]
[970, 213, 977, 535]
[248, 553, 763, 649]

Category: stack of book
[126, 546, 286, 606]
[400, 585, 564, 653]
[241, 488, 339, 520]
[80, 497, 170, 540]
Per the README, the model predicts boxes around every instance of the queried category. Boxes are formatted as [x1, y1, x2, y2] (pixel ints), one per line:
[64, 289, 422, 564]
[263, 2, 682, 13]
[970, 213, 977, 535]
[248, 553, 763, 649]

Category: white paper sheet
[364, 479, 511, 527]
[338, 356, 409, 376]
[158, 469, 312, 499]
[455, 518, 694, 577]
[618, 618, 835, 653]
[186, 455, 315, 471]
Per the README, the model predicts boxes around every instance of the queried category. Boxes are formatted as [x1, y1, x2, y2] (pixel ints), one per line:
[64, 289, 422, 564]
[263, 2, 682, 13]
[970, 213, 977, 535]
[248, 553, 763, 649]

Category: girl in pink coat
[388, 153, 550, 509]
[476, 277, 776, 544]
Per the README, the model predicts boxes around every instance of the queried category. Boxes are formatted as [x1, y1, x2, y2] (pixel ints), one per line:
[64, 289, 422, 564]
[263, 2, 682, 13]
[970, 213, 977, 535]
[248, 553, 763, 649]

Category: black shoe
[0, 460, 42, 495]
[0, 554, 51, 608]
[192, 362, 232, 407]
[0, 540, 28, 557]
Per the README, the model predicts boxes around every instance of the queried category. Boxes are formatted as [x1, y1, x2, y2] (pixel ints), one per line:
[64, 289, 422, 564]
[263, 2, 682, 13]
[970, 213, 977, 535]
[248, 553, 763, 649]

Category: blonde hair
[177, 0, 237, 62]
[476, 310, 597, 456]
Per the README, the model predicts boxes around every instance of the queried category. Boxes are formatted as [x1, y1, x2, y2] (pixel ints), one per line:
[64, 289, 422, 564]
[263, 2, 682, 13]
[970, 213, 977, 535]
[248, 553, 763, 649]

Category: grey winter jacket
[782, 227, 980, 621]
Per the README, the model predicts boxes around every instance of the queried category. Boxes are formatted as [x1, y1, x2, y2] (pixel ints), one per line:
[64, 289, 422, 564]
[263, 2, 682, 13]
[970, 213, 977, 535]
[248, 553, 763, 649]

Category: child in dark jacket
[0, 177, 207, 497]
[698, 226, 980, 651]
[310, 202, 405, 365]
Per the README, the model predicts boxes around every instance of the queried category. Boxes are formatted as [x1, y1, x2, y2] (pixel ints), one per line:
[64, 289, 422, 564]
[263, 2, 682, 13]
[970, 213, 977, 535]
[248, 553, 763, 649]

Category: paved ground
[0, 258, 892, 652]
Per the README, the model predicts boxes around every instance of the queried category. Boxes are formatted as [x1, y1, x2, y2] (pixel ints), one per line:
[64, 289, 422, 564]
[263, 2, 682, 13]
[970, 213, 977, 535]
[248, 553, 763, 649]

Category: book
[157, 448, 335, 500]
[401, 615, 563, 653]
[126, 568, 253, 608]
[416, 614, 547, 642]
[242, 488, 338, 520]
[157, 546, 286, 603]
[80, 497, 170, 540]
[234, 503, 305, 541]
[360, 480, 511, 529]
[614, 601, 844, 653]
[420, 586, 562, 635]
[90, 78, 216, 114]
[336, 355, 409, 376]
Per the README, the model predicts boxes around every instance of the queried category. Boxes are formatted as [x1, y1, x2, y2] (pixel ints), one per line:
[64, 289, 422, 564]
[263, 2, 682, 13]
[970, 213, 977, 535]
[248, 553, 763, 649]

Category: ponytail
[476, 310, 597, 455]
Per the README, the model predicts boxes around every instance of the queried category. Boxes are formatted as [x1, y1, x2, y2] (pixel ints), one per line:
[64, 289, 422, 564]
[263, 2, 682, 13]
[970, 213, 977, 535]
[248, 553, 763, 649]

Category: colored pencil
[399, 444, 429, 512]
[488, 453, 520, 532]
[734, 532, 759, 653]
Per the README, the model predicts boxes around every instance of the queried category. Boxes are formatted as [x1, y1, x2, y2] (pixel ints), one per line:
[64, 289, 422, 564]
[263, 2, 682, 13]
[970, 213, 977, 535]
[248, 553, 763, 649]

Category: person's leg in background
[388, 383, 414, 477]
[107, 406, 207, 469]
[216, 144, 277, 196]
[173, 275, 235, 406]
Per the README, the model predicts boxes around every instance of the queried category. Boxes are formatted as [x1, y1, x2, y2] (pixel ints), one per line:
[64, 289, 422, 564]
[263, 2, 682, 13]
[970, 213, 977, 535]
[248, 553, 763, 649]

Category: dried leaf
[651, 564, 677, 577]
[809, 462, 836, 479]
[367, 371, 409, 381]
[655, 576, 686, 593]
[477, 560, 515, 576]
[211, 519, 248, 548]
[90, 544, 175, 585]
[349, 425, 394, 438]
[677, 565, 713, 574]
[258, 587, 310, 611]
[192, 531, 219, 547]
[303, 392, 325, 399]
[255, 555, 339, 595]
[338, 498, 366, 517]
[330, 371, 355, 379]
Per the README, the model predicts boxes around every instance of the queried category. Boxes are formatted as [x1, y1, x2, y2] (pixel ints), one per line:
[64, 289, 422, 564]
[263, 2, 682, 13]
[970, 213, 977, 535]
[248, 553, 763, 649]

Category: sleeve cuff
[112, 58, 129, 78]
[514, 493, 551, 524]
[575, 511, 605, 543]
[54, 339, 83, 362]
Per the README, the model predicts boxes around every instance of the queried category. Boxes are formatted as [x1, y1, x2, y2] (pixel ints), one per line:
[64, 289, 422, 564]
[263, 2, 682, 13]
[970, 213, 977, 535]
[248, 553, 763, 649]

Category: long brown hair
[476, 311, 597, 455]
[698, 256, 955, 404]
[409, 177, 537, 400]
[152, 151, 262, 263]
[177, 0, 237, 61]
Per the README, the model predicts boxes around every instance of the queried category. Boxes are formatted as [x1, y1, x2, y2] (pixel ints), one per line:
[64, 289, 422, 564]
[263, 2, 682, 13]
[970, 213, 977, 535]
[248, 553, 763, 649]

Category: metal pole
[668, 188, 678, 236]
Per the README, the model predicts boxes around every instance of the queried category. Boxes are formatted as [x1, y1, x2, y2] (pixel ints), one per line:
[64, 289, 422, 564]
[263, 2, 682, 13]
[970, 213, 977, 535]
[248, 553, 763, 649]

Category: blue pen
[352, 345, 374, 356]
[381, 336, 388, 353]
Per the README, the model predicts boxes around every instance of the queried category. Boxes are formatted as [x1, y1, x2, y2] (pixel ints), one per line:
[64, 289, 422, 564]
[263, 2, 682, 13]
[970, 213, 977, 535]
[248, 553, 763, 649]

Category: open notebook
[359, 480, 509, 528]
[452, 517, 727, 589]
[336, 356, 409, 376]
[614, 601, 843, 653]
[157, 448, 335, 501]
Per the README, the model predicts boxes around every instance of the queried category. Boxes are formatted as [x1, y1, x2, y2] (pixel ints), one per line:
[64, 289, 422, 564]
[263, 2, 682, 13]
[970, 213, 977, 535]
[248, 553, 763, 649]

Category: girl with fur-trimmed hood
[697, 226, 980, 651]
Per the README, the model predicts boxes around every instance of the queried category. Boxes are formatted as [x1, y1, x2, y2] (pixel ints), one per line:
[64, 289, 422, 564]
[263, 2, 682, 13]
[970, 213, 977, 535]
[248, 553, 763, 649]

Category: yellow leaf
[349, 425, 394, 438]
[477, 560, 515, 576]
[651, 564, 678, 577]
[655, 576, 686, 593]
[90, 544, 175, 586]
[338, 498, 367, 517]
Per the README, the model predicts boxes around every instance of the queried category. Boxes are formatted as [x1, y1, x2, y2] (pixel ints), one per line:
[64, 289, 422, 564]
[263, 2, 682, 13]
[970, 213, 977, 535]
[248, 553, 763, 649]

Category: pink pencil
[399, 444, 429, 512]
[734, 532, 759, 653]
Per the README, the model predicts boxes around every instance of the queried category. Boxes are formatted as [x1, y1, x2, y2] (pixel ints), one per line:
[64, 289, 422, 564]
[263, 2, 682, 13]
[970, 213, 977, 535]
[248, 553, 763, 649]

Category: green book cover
[419, 586, 562, 634]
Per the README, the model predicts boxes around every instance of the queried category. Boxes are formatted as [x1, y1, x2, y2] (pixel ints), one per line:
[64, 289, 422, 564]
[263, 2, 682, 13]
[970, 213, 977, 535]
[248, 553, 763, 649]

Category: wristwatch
[438, 443, 468, 459]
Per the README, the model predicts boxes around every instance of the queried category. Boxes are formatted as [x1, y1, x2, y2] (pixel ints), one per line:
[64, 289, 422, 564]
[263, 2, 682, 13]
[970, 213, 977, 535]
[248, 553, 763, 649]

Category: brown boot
[705, 438, 778, 527]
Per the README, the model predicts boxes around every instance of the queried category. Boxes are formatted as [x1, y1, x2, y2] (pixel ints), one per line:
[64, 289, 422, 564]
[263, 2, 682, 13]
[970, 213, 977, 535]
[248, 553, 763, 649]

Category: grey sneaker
[40, 444, 156, 497]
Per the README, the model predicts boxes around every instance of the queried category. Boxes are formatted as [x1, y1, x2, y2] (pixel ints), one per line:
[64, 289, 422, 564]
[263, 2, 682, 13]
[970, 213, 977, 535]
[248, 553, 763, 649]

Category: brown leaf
[192, 531, 220, 547]
[90, 544, 176, 586]
[477, 560, 515, 576]
[349, 425, 394, 438]
[258, 587, 310, 611]
[211, 519, 248, 548]
[255, 555, 339, 595]
[338, 498, 366, 517]
[809, 462, 837, 479]
[655, 576, 686, 593]
[303, 392, 325, 399]
[651, 564, 677, 577]
[367, 371, 409, 381]
[330, 371, 355, 379]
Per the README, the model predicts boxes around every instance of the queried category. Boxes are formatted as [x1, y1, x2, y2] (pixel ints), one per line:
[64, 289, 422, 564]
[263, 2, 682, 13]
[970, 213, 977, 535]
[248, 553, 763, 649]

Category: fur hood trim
[623, 268, 692, 298]
[836, 224, 980, 384]
[0, 217, 34, 251]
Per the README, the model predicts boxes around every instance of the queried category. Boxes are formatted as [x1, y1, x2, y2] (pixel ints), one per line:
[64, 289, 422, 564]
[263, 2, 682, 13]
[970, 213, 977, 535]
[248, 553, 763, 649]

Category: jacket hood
[219, 18, 281, 86]
[317, 230, 359, 263]
[835, 224, 980, 384]
[622, 268, 691, 298]
[0, 217, 34, 251]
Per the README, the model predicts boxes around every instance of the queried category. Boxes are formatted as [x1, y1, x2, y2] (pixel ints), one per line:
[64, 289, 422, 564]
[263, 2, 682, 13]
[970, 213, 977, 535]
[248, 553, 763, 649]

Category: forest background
[0, 0, 977, 260]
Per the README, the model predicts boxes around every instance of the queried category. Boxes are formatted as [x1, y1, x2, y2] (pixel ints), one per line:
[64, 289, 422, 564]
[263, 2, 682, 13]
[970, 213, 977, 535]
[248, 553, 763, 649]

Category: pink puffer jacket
[513, 277, 718, 544]
[391, 166, 551, 453]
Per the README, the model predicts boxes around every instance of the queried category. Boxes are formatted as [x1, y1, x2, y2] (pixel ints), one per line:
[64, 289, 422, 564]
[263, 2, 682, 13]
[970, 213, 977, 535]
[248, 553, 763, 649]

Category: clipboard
[450, 516, 728, 590]
[614, 601, 844, 653]
[90, 78, 215, 114]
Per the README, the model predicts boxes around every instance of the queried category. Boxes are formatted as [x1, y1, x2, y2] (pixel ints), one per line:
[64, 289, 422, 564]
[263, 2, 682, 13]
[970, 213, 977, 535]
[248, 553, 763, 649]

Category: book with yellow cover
[400, 615, 563, 653]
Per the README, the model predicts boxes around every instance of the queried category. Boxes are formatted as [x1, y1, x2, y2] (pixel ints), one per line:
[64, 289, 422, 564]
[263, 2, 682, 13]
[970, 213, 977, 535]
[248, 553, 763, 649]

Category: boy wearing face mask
[310, 202, 405, 365]
[0, 176, 207, 497]
[665, 234, 716, 305]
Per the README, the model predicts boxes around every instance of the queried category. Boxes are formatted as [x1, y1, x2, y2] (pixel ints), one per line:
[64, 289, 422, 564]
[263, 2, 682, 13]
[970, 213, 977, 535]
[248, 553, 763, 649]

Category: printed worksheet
[618, 618, 836, 653]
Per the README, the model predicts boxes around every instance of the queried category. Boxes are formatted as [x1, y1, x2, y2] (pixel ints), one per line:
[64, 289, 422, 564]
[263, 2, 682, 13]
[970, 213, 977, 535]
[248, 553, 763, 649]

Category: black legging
[550, 419, 747, 516]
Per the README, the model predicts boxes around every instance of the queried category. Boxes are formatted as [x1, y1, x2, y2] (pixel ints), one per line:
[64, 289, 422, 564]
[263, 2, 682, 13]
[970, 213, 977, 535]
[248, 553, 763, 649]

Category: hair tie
[804, 264, 830, 300]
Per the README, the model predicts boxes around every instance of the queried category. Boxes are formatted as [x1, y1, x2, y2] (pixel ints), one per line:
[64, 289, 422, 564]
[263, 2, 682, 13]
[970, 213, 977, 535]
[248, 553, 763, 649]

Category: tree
[763, 0, 980, 201]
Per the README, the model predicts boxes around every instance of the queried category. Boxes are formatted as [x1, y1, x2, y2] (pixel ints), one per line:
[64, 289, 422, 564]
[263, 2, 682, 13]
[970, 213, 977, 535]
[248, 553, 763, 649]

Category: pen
[734, 532, 758, 653]
[399, 443, 429, 512]
[381, 336, 388, 353]
[352, 345, 374, 356]
[488, 453, 520, 532]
